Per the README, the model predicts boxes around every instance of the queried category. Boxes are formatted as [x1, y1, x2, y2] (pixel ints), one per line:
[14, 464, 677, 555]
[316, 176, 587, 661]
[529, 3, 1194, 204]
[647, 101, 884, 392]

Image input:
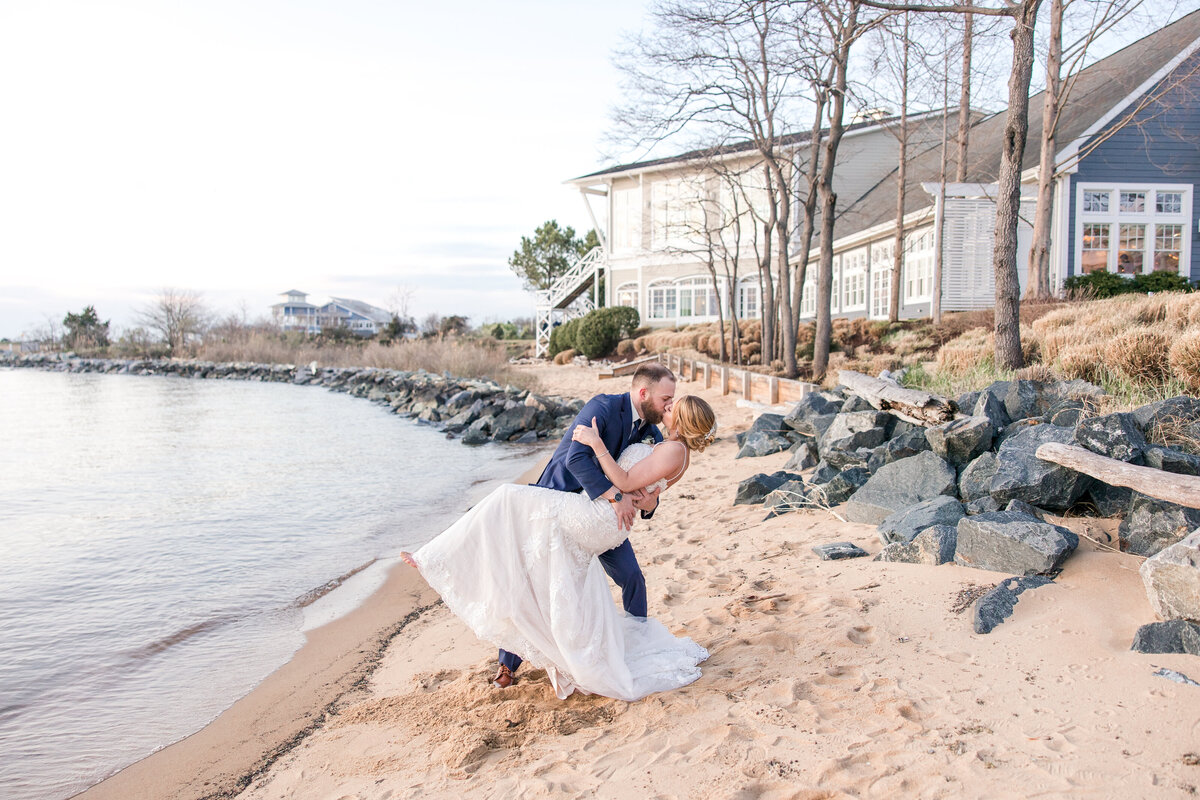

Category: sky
[0, 0, 650, 338]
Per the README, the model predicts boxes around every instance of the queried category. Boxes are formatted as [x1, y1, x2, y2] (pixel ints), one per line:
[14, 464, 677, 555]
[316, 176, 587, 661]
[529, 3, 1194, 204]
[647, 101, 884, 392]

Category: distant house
[270, 291, 392, 336]
[533, 10, 1200, 353]
[270, 290, 320, 334]
[317, 297, 393, 337]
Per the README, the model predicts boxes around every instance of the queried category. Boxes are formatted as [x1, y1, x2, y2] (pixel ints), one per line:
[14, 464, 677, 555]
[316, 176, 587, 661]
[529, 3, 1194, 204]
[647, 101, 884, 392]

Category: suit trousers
[498, 537, 646, 672]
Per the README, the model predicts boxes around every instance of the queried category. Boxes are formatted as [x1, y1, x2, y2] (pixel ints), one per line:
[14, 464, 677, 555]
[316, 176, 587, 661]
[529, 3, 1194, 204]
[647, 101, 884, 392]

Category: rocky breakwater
[2, 353, 583, 446]
[735, 375, 1200, 646]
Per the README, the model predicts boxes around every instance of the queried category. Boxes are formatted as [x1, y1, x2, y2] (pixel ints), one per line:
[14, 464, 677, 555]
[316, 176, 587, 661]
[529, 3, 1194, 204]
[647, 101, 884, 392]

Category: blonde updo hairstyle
[672, 395, 717, 453]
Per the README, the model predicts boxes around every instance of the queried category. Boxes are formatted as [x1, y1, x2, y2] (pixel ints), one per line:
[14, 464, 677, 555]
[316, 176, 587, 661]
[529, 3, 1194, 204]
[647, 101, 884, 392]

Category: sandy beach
[79, 362, 1200, 799]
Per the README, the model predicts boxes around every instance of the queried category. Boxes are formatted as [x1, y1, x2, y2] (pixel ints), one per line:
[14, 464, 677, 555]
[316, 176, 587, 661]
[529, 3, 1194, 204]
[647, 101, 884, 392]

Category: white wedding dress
[413, 443, 708, 701]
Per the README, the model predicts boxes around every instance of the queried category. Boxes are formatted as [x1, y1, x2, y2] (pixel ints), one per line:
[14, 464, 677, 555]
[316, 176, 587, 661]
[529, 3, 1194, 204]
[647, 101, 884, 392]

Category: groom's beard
[638, 405, 664, 426]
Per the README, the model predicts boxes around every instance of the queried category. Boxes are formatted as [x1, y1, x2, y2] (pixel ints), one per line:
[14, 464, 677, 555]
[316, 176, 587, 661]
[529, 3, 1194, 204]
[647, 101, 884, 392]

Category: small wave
[292, 559, 377, 609]
[125, 616, 237, 661]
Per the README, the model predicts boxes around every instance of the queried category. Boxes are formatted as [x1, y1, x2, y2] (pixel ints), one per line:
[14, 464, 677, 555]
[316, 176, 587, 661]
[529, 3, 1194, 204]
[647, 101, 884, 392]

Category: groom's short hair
[631, 363, 674, 391]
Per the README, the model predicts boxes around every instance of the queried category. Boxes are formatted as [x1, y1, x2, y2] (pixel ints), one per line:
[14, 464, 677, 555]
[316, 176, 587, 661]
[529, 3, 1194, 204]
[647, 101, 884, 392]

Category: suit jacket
[535, 392, 663, 501]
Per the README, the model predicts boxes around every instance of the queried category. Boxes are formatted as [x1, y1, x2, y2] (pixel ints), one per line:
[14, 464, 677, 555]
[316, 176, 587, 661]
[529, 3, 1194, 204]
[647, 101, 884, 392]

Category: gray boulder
[810, 467, 871, 506]
[877, 495, 966, 545]
[513, 430, 539, 444]
[812, 542, 869, 561]
[875, 524, 958, 565]
[736, 430, 792, 459]
[843, 451, 958, 525]
[973, 576, 1054, 634]
[1004, 499, 1048, 521]
[734, 471, 803, 506]
[926, 416, 995, 466]
[1004, 380, 1060, 422]
[973, 390, 1011, 429]
[745, 412, 787, 438]
[1131, 620, 1200, 655]
[809, 460, 839, 485]
[461, 428, 491, 445]
[955, 511, 1079, 575]
[966, 496, 1002, 515]
[783, 442, 818, 472]
[787, 412, 838, 440]
[1139, 528, 1200, 620]
[867, 427, 930, 473]
[1143, 446, 1200, 476]
[823, 448, 871, 471]
[958, 390, 982, 411]
[959, 452, 999, 503]
[1119, 494, 1200, 557]
[1132, 396, 1200, 436]
[1046, 402, 1086, 428]
[1085, 482, 1133, 517]
[841, 395, 876, 413]
[491, 406, 538, 441]
[819, 411, 890, 455]
[990, 424, 1093, 510]
[1074, 412, 1148, 463]
[762, 479, 808, 516]
[783, 393, 843, 432]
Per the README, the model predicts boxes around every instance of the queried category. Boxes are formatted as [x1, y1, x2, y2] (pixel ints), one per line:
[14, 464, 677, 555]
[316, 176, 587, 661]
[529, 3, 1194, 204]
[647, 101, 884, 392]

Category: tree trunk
[992, 0, 1041, 372]
[768, 156, 797, 377]
[1037, 443, 1200, 510]
[1025, 0, 1061, 302]
[812, 6, 857, 383]
[839, 369, 958, 425]
[791, 98, 825, 357]
[889, 13, 910, 324]
[956, 3, 973, 182]
[934, 51, 950, 325]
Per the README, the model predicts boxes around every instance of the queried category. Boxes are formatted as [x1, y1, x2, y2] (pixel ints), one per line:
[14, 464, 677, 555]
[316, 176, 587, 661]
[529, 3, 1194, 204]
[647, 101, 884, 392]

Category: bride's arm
[571, 418, 684, 493]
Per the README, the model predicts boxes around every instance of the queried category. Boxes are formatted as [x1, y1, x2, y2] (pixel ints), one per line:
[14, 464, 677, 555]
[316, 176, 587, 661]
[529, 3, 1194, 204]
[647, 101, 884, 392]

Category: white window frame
[840, 246, 868, 312]
[650, 178, 703, 250]
[737, 279, 761, 320]
[1075, 182, 1192, 278]
[647, 280, 677, 320]
[869, 241, 894, 320]
[904, 226, 936, 303]
[615, 281, 639, 309]
[675, 276, 719, 320]
[611, 186, 642, 252]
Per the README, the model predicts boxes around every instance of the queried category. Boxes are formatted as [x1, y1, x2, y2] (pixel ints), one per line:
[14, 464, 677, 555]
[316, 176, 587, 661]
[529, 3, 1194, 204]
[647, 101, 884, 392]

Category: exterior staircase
[533, 246, 606, 357]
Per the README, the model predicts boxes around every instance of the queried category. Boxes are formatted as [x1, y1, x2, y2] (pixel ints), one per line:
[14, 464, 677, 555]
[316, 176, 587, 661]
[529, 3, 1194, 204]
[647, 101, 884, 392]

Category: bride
[402, 394, 717, 701]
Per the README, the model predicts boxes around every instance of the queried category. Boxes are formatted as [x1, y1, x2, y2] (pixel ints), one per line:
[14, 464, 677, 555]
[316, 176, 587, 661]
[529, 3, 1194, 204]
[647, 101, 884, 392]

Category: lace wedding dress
[413, 443, 708, 701]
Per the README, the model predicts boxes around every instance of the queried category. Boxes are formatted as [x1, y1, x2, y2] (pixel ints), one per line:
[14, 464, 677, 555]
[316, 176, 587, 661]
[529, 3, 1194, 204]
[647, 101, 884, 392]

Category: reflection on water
[0, 369, 546, 800]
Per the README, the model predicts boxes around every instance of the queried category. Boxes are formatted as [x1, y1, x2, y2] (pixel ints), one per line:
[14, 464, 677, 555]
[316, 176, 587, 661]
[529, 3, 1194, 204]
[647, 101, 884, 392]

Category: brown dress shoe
[492, 665, 515, 688]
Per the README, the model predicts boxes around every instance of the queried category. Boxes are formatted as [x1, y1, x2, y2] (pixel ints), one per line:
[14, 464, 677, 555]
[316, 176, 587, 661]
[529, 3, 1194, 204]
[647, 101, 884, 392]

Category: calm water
[0, 369, 546, 800]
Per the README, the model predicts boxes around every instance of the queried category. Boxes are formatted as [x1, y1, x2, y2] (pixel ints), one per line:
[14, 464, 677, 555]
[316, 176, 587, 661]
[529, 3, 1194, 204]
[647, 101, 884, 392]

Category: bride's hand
[571, 417, 603, 448]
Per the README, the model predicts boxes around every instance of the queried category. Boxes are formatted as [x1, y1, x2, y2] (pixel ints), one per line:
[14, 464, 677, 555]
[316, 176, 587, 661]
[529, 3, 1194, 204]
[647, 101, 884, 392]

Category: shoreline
[74, 452, 554, 800]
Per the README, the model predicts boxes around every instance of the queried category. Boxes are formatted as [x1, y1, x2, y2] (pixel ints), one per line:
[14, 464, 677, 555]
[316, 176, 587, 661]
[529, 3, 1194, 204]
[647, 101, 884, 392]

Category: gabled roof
[839, 9, 1200, 240]
[325, 297, 392, 323]
[568, 112, 945, 183]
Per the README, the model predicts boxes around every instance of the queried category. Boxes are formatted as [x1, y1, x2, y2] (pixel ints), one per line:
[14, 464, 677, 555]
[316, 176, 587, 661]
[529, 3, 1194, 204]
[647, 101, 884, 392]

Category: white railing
[533, 246, 606, 358]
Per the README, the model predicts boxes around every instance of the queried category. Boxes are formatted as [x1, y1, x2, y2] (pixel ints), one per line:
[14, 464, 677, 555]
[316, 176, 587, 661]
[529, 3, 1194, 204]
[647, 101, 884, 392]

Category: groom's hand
[612, 493, 636, 531]
[632, 486, 661, 513]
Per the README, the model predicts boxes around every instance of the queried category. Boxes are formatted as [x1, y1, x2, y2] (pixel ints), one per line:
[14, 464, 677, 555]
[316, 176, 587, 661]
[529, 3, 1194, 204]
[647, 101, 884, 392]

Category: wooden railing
[600, 353, 817, 405]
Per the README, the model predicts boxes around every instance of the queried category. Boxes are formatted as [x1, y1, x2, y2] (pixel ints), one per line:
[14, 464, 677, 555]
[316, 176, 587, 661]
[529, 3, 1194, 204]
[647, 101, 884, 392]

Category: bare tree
[1025, 0, 1146, 300]
[135, 289, 210, 354]
[956, 1, 975, 180]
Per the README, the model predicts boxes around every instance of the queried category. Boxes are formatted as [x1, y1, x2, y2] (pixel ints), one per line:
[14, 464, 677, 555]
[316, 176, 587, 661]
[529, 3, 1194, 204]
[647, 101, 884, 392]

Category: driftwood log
[1035, 442, 1200, 510]
[838, 370, 959, 426]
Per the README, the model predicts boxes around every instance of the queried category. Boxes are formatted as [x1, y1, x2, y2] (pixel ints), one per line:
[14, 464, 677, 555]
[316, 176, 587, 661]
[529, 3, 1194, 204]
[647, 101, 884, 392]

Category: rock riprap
[955, 511, 1079, 575]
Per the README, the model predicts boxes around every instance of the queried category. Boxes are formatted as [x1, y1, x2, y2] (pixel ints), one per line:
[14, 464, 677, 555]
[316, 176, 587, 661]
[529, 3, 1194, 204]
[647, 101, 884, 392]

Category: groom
[494, 361, 677, 688]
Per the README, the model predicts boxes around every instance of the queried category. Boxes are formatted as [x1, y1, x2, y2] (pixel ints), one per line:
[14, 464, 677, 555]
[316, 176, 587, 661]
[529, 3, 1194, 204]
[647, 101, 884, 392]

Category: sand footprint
[847, 625, 876, 646]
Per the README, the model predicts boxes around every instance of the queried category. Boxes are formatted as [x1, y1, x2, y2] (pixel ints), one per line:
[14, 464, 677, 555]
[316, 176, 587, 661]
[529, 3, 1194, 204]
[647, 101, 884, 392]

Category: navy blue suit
[498, 392, 663, 673]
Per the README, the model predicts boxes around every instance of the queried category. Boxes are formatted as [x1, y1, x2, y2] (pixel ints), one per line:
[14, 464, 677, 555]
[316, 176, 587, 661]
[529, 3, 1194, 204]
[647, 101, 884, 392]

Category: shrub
[548, 317, 583, 358]
[1131, 271, 1193, 294]
[553, 348, 578, 365]
[1063, 270, 1136, 299]
[615, 338, 638, 358]
[597, 306, 640, 340]
[1169, 331, 1200, 394]
[575, 311, 621, 359]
